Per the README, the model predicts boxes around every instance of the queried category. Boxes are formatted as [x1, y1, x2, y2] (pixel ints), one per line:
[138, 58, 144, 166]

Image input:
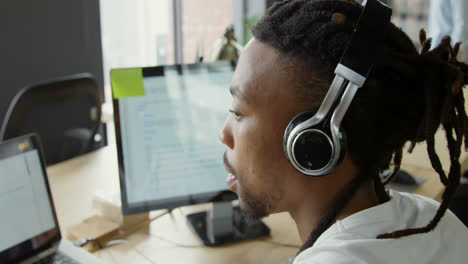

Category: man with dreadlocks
[220, 0, 468, 263]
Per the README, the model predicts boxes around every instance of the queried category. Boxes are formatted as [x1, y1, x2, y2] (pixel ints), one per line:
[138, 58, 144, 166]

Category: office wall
[0, 0, 104, 126]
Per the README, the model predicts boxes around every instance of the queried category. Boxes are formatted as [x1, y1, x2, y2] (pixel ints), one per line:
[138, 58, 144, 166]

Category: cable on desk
[146, 232, 204, 248]
[125, 209, 172, 235]
[131, 245, 157, 264]
[102, 247, 119, 264]
[106, 237, 158, 264]
[105, 239, 129, 247]
[148, 231, 298, 249]
[73, 238, 103, 249]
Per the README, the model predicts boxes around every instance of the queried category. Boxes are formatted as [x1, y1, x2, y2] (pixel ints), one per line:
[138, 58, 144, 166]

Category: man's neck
[289, 180, 379, 243]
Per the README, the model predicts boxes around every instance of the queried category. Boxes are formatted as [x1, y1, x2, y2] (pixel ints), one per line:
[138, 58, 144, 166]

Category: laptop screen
[0, 134, 60, 263]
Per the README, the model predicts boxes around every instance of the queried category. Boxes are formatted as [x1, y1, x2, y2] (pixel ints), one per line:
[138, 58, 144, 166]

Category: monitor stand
[186, 201, 270, 246]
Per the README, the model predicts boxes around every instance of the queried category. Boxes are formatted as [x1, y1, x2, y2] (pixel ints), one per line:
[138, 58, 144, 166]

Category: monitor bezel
[112, 61, 238, 215]
[0, 133, 61, 263]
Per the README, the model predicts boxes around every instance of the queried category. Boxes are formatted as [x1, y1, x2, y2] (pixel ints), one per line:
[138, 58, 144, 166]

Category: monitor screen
[112, 61, 237, 214]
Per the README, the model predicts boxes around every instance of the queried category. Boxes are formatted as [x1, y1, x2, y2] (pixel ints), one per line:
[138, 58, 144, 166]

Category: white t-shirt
[294, 190, 468, 264]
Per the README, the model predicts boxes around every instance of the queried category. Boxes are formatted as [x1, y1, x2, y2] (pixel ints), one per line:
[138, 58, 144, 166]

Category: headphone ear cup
[284, 110, 337, 176]
[293, 129, 334, 171]
[336, 126, 347, 166]
[283, 111, 317, 160]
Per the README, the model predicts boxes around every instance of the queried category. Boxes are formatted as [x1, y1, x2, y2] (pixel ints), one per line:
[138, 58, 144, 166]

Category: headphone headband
[338, 0, 392, 82]
[284, 0, 392, 176]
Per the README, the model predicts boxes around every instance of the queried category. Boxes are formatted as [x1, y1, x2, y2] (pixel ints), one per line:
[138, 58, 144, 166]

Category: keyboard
[33, 252, 79, 264]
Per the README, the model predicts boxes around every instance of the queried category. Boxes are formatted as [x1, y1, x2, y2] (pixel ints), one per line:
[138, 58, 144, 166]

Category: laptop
[0, 134, 104, 264]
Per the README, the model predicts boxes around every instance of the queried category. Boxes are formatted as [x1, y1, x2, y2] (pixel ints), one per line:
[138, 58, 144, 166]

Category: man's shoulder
[293, 191, 468, 264]
[294, 227, 468, 264]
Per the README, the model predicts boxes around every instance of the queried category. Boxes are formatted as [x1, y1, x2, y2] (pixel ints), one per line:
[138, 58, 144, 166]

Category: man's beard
[238, 186, 271, 224]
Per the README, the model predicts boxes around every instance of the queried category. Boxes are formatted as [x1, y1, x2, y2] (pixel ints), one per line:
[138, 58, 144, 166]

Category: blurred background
[0, 0, 450, 124]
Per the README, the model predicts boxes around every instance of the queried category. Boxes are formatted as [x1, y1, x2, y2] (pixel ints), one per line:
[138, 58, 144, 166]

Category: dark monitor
[111, 61, 269, 245]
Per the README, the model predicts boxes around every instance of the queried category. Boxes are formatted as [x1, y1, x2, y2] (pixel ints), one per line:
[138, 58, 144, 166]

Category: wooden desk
[45, 122, 445, 264]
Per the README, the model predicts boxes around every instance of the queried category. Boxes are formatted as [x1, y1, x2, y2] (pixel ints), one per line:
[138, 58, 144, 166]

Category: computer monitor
[111, 61, 269, 245]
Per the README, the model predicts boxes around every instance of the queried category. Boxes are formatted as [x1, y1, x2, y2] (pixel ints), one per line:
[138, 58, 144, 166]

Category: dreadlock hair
[251, 0, 468, 252]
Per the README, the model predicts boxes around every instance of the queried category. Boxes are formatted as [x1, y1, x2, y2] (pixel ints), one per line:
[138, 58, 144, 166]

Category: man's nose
[219, 118, 234, 149]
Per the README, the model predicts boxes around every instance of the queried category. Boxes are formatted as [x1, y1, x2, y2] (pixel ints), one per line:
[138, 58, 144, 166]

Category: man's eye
[228, 109, 242, 120]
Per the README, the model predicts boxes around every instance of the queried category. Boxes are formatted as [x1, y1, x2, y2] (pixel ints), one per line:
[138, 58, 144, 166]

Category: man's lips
[223, 152, 238, 192]
[226, 173, 238, 192]
[222, 152, 235, 173]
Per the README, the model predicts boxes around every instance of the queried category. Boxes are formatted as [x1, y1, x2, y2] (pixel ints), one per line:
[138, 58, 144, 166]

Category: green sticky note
[111, 68, 145, 99]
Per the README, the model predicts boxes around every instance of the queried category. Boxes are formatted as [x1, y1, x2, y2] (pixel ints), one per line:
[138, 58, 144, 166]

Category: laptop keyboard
[33, 252, 80, 264]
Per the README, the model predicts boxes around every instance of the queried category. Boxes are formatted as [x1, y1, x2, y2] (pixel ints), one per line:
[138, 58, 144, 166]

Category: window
[181, 0, 233, 63]
[391, 0, 430, 44]
[100, 0, 173, 99]
[100, 0, 262, 100]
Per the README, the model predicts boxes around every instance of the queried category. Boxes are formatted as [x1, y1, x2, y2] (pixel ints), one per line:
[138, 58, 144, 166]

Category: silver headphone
[283, 0, 392, 176]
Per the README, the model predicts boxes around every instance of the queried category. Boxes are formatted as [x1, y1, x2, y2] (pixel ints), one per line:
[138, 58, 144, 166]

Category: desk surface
[45, 122, 446, 264]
